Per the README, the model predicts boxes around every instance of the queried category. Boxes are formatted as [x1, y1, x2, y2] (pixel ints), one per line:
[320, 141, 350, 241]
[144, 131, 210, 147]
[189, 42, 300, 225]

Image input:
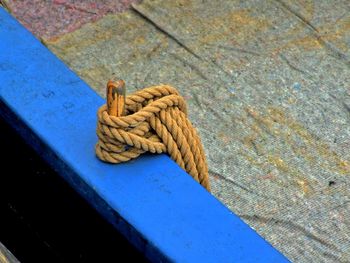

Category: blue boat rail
[0, 7, 289, 262]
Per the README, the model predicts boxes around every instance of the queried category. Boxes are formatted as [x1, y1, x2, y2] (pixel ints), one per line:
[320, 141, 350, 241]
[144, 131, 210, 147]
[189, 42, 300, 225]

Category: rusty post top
[106, 79, 126, 117]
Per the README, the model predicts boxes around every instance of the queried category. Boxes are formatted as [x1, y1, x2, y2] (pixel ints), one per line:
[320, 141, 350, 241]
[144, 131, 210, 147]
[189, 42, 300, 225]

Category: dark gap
[0, 118, 148, 263]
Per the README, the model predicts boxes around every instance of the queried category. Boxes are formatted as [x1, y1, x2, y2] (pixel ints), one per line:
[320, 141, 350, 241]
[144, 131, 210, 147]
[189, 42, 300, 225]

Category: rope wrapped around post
[95, 81, 210, 191]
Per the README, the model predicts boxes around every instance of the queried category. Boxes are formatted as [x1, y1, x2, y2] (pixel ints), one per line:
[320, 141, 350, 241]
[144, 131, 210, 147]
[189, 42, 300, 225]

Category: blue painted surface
[0, 8, 289, 263]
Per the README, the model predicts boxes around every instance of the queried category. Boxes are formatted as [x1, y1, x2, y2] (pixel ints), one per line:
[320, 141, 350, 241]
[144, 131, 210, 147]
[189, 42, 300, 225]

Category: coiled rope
[95, 80, 210, 191]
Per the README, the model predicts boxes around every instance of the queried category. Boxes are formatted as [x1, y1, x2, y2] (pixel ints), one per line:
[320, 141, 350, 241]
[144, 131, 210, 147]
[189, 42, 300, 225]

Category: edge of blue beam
[0, 8, 289, 263]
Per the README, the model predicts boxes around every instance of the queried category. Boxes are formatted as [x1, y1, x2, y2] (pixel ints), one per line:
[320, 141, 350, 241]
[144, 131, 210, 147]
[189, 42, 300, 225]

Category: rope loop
[96, 84, 210, 191]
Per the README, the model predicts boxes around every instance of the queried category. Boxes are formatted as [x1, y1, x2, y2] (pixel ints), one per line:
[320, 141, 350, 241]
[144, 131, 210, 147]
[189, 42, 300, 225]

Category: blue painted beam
[0, 8, 289, 263]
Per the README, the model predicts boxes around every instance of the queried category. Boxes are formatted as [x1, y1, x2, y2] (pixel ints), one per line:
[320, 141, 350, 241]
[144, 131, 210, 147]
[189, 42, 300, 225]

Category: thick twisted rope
[95, 84, 210, 191]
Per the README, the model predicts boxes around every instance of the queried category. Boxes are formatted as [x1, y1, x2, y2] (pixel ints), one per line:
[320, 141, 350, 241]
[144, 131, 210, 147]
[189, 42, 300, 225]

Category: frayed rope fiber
[95, 85, 210, 191]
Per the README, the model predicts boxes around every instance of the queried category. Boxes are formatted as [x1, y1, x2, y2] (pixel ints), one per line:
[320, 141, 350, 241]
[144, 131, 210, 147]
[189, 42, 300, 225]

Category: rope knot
[96, 83, 210, 191]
